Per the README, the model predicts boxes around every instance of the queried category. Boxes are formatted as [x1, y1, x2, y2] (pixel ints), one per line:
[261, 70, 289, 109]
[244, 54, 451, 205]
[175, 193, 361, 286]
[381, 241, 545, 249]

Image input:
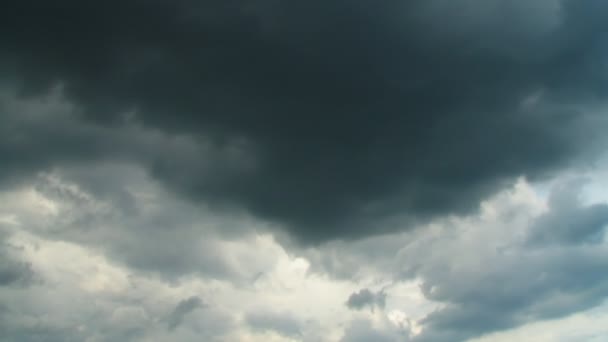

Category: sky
[1, 1, 608, 341]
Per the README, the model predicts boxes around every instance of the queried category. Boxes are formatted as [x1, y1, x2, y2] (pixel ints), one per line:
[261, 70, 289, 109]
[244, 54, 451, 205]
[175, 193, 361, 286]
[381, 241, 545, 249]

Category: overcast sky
[1, 1, 608, 341]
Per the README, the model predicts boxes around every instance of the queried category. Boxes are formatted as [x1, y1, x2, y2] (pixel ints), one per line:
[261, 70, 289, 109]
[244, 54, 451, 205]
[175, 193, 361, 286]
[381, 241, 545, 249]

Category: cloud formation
[1, 168, 608, 341]
[346, 288, 387, 312]
[409, 183, 608, 341]
[2, 2, 608, 342]
[167, 296, 205, 331]
[1, 1, 608, 242]
[526, 180, 608, 245]
[0, 241, 33, 287]
[309, 179, 608, 341]
[340, 318, 407, 342]
[245, 310, 302, 338]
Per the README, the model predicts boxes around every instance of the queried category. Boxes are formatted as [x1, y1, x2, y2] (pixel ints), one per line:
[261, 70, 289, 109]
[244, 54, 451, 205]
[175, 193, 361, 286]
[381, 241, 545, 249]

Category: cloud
[340, 319, 406, 342]
[0, 228, 240, 342]
[1, 166, 608, 341]
[245, 309, 302, 337]
[301, 178, 608, 341]
[471, 302, 608, 342]
[0, 255, 32, 287]
[167, 296, 205, 331]
[346, 288, 387, 312]
[0, 230, 33, 287]
[0, 197, 352, 342]
[395, 180, 608, 341]
[526, 179, 608, 245]
[0, 180, 358, 341]
[1, 1, 608, 243]
[5, 165, 280, 282]
[2, 2, 608, 341]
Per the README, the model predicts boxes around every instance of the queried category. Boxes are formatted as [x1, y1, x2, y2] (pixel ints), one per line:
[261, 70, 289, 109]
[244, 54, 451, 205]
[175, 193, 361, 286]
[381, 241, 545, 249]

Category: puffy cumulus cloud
[407, 182, 608, 341]
[304, 177, 608, 341]
[0, 226, 349, 342]
[1, 1, 608, 243]
[0, 177, 369, 342]
[2, 159, 608, 341]
[2, 164, 282, 282]
[0, 231, 239, 342]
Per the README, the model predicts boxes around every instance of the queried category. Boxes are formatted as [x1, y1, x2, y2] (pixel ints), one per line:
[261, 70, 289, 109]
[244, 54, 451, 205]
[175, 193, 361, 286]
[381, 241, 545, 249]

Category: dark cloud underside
[1, 0, 608, 242]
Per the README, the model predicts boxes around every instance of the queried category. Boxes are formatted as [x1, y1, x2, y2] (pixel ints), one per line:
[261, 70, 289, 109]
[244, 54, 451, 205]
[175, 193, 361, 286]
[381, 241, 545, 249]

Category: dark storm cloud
[1, 0, 608, 242]
[346, 288, 387, 312]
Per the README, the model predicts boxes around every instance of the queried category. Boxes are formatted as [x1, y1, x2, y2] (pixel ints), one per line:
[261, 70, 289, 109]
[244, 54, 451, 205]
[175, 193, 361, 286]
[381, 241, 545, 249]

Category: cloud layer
[2, 1, 608, 341]
[1, 1, 608, 242]
[2, 169, 608, 341]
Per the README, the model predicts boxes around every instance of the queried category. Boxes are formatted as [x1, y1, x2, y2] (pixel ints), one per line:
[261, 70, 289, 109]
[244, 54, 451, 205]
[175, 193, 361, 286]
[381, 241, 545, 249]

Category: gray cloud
[346, 288, 387, 312]
[526, 180, 608, 245]
[1, 162, 608, 341]
[1, 1, 607, 244]
[0, 250, 236, 342]
[245, 309, 302, 337]
[2, 2, 608, 341]
[302, 179, 608, 341]
[340, 319, 406, 342]
[0, 323, 84, 342]
[0, 87, 254, 195]
[0, 230, 33, 287]
[413, 248, 608, 341]
[167, 296, 205, 331]
[401, 182, 608, 341]
[0, 257, 32, 287]
[11, 164, 277, 282]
